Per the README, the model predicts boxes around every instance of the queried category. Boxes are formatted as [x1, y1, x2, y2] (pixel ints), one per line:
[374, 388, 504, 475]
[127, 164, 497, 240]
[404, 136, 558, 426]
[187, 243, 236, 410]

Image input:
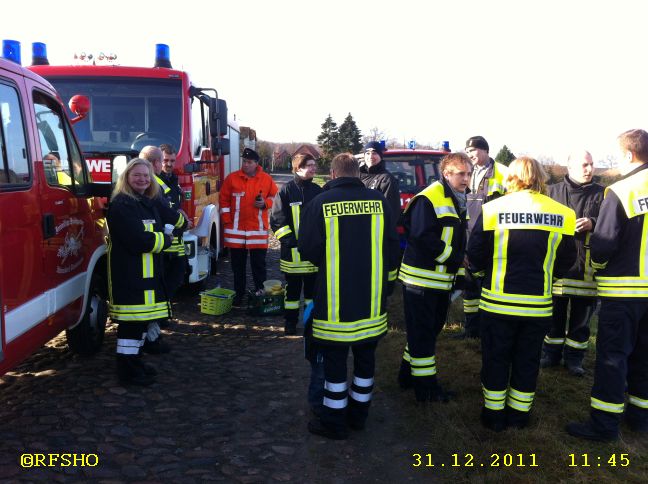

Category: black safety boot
[565, 421, 618, 442]
[307, 419, 348, 440]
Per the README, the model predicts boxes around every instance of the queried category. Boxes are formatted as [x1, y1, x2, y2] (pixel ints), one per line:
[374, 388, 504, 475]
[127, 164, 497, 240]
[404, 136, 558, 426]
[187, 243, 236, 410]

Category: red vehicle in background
[0, 41, 111, 374]
[30, 44, 233, 290]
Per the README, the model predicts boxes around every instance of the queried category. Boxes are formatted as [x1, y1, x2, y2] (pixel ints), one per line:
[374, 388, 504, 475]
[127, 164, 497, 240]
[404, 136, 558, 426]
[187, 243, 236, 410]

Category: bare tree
[361, 126, 386, 144]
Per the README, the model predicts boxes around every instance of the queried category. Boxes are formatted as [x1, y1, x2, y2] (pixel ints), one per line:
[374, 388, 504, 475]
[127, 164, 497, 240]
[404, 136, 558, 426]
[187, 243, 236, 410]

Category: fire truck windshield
[47, 77, 182, 154]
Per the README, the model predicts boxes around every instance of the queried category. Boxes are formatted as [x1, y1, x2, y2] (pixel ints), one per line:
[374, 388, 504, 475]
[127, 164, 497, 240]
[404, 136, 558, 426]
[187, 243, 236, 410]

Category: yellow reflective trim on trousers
[591, 397, 624, 413]
[544, 336, 565, 345]
[142, 253, 154, 279]
[628, 395, 648, 409]
[543, 232, 561, 295]
[144, 290, 155, 305]
[565, 338, 588, 349]
[492, 229, 508, 292]
[508, 387, 534, 402]
[483, 386, 506, 410]
[325, 216, 340, 322]
[370, 214, 385, 318]
[291, 204, 301, 239]
[507, 397, 532, 412]
[275, 225, 293, 239]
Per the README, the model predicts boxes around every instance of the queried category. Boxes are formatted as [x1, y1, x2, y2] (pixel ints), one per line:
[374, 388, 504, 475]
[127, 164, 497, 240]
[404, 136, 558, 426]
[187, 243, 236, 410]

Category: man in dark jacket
[541, 150, 604, 376]
[359, 141, 401, 221]
[299, 153, 400, 440]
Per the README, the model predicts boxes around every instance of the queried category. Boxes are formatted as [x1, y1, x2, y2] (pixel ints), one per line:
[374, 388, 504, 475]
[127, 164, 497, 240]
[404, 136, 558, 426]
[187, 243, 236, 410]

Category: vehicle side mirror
[209, 98, 228, 137]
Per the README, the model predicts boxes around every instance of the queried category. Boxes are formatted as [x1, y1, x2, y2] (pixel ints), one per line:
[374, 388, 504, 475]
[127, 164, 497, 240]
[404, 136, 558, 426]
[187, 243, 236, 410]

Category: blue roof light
[154, 43, 172, 68]
[31, 42, 49, 65]
[2, 39, 22, 65]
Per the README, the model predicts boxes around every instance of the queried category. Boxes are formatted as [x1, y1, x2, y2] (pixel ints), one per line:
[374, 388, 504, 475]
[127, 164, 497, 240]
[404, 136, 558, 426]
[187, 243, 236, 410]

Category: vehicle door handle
[43, 213, 56, 239]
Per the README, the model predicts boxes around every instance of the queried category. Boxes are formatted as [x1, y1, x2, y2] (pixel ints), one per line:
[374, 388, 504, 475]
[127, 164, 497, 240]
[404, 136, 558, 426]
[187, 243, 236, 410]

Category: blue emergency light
[2, 39, 21, 65]
[442, 140, 450, 151]
[31, 42, 49, 65]
[154, 43, 172, 68]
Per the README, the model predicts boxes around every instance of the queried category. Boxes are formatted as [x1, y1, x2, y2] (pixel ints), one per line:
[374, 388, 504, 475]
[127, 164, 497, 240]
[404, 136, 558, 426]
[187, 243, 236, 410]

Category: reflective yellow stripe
[628, 395, 648, 409]
[388, 269, 398, 282]
[492, 229, 508, 292]
[402, 344, 411, 362]
[370, 214, 384, 318]
[410, 354, 437, 376]
[109, 301, 169, 321]
[291, 204, 301, 239]
[583, 232, 595, 282]
[142, 253, 154, 278]
[544, 336, 565, 345]
[174, 212, 185, 228]
[275, 225, 293, 239]
[313, 313, 387, 343]
[552, 278, 597, 297]
[641, 214, 648, 277]
[591, 259, 607, 270]
[279, 259, 318, 273]
[464, 299, 479, 313]
[284, 300, 300, 310]
[591, 397, 624, 413]
[144, 290, 155, 305]
[596, 277, 648, 297]
[565, 338, 588, 350]
[479, 300, 552, 317]
[507, 387, 534, 412]
[326, 216, 340, 322]
[398, 262, 454, 290]
[436, 226, 453, 263]
[543, 232, 561, 295]
[483, 386, 506, 410]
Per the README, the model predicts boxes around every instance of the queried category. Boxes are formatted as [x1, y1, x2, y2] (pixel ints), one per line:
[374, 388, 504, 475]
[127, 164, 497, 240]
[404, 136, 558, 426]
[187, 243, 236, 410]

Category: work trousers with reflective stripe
[230, 248, 267, 297]
[402, 285, 449, 389]
[284, 272, 316, 324]
[591, 300, 648, 434]
[481, 312, 551, 426]
[164, 254, 188, 302]
[463, 276, 482, 336]
[543, 296, 596, 364]
[320, 340, 378, 432]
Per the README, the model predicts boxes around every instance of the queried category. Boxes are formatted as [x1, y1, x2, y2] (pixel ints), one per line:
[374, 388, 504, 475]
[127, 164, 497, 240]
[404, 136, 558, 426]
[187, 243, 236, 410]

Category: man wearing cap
[220, 148, 278, 307]
[360, 141, 401, 221]
[460, 136, 508, 339]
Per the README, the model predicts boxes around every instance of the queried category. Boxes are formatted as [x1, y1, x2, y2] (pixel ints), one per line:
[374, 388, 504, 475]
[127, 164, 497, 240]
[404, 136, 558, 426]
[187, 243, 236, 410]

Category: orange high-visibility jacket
[219, 166, 278, 249]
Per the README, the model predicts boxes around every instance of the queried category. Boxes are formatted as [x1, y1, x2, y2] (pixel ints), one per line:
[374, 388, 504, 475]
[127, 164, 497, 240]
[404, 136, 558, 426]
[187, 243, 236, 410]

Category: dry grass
[376, 284, 648, 482]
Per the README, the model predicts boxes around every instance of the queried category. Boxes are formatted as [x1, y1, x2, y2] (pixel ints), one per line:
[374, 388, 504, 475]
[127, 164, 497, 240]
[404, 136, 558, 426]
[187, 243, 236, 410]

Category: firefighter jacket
[591, 163, 648, 299]
[157, 172, 186, 256]
[467, 190, 577, 319]
[298, 177, 400, 345]
[270, 175, 323, 274]
[548, 176, 604, 297]
[359, 160, 402, 221]
[467, 159, 507, 235]
[398, 179, 468, 292]
[107, 193, 186, 322]
[219, 166, 278, 249]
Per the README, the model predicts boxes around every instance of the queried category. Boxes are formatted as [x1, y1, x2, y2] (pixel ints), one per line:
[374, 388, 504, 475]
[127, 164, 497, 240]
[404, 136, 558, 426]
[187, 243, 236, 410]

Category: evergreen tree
[316, 114, 339, 165]
[337, 113, 363, 154]
[495, 145, 516, 166]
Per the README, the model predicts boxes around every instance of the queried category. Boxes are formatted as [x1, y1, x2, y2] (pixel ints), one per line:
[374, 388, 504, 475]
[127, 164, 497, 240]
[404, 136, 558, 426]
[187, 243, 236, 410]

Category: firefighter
[459, 136, 508, 339]
[567, 129, 648, 442]
[468, 157, 576, 431]
[220, 148, 278, 307]
[270, 153, 322, 335]
[298, 153, 399, 440]
[541, 150, 604, 376]
[397, 152, 471, 402]
[158, 143, 192, 302]
[359, 141, 401, 220]
[107, 158, 186, 385]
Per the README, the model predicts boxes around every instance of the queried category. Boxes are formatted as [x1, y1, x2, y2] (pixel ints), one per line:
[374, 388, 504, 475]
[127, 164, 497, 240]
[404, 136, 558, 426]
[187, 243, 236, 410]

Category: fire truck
[0, 41, 111, 374]
[30, 44, 234, 289]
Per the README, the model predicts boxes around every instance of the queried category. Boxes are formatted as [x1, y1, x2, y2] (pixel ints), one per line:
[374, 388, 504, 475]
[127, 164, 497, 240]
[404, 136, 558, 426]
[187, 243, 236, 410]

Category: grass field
[375, 285, 648, 483]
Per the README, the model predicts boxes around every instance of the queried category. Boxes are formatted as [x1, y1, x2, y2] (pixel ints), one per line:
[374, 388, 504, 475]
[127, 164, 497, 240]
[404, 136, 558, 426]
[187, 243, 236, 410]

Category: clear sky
[5, 0, 648, 165]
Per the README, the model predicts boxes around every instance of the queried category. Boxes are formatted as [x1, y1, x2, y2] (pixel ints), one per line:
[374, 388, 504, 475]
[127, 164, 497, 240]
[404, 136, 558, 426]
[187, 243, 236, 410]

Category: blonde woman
[107, 158, 185, 385]
[467, 157, 576, 431]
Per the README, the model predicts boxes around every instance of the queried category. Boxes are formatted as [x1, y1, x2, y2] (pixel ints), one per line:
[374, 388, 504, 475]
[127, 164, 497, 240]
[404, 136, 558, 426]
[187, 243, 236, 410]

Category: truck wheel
[66, 273, 107, 355]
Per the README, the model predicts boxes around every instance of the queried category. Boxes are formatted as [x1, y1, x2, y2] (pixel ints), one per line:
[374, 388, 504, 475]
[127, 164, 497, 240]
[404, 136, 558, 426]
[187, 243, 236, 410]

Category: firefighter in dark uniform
[107, 158, 186, 385]
[541, 150, 604, 376]
[567, 129, 648, 441]
[159, 143, 191, 302]
[270, 153, 322, 335]
[397, 153, 471, 402]
[299, 153, 400, 440]
[359, 141, 401, 221]
[460, 136, 508, 339]
[468, 157, 576, 431]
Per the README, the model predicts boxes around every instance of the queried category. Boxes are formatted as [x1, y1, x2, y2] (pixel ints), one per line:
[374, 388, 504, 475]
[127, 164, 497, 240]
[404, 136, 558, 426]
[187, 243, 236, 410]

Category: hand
[254, 198, 266, 209]
[575, 217, 593, 233]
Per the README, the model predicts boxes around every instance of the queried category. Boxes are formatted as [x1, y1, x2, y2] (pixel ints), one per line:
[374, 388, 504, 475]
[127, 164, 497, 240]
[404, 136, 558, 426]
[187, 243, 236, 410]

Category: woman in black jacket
[107, 158, 185, 385]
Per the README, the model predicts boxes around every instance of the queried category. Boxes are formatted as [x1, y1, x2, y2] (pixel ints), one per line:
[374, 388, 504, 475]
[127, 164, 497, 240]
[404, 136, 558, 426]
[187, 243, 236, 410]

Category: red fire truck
[30, 44, 233, 289]
[0, 41, 111, 375]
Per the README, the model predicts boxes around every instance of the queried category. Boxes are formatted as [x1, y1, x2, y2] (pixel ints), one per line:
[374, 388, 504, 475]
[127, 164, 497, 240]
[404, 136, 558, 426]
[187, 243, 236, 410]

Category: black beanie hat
[364, 141, 384, 157]
[242, 148, 260, 162]
[465, 136, 489, 152]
